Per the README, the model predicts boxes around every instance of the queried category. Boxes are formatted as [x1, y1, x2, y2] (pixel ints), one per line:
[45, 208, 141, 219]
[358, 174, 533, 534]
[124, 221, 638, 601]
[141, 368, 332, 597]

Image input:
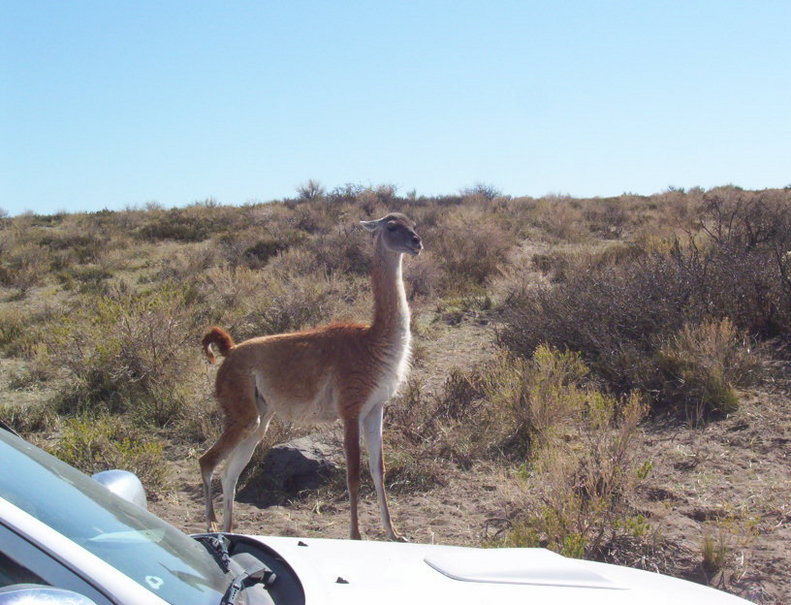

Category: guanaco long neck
[370, 237, 410, 344]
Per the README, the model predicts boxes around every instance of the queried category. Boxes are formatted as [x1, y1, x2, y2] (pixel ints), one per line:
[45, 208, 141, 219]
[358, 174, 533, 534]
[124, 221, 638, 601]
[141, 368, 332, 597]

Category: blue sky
[2, 1, 789, 216]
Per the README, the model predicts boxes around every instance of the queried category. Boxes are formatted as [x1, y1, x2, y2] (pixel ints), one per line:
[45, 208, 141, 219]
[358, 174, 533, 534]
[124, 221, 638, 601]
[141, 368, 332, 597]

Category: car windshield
[0, 429, 230, 605]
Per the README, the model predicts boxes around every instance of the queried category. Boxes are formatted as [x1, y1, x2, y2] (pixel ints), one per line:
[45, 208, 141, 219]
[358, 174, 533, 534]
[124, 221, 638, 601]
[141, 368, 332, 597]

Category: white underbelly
[255, 374, 338, 425]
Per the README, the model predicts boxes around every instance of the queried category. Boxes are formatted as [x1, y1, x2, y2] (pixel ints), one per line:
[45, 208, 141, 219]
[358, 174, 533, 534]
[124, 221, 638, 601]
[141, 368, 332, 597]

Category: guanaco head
[360, 213, 423, 256]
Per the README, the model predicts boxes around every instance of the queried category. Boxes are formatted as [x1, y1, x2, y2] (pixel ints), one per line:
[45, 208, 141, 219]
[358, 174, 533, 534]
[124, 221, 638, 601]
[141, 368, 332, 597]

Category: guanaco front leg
[362, 404, 405, 541]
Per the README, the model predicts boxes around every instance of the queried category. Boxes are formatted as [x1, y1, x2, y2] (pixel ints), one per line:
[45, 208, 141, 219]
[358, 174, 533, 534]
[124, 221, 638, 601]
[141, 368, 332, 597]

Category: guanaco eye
[386, 224, 397, 231]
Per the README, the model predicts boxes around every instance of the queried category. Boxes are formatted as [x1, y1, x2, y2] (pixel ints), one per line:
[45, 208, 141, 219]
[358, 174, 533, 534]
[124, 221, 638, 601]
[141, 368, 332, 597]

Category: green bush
[51, 415, 168, 493]
[487, 348, 649, 558]
[655, 319, 758, 423]
[480, 346, 590, 458]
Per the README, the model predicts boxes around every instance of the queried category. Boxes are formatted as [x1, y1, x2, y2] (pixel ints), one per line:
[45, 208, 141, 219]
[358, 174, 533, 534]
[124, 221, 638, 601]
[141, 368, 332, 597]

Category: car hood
[250, 536, 750, 605]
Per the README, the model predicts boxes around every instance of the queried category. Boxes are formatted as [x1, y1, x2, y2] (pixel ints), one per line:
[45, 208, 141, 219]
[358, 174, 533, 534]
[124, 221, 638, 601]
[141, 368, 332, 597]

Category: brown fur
[199, 213, 422, 540]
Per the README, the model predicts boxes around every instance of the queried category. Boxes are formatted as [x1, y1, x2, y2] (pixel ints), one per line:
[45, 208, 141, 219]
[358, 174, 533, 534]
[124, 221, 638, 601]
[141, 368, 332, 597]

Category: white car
[0, 425, 751, 605]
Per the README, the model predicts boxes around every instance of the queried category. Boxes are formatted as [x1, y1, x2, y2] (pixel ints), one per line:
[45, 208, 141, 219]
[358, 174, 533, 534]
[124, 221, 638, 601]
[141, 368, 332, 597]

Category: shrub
[215, 227, 307, 270]
[480, 347, 591, 458]
[39, 230, 108, 266]
[498, 212, 768, 419]
[50, 415, 169, 493]
[327, 183, 366, 204]
[0, 308, 26, 354]
[403, 251, 442, 300]
[655, 319, 759, 423]
[0, 402, 58, 435]
[428, 209, 515, 294]
[232, 273, 363, 340]
[0, 242, 48, 293]
[460, 182, 501, 201]
[296, 179, 325, 201]
[498, 250, 694, 390]
[488, 348, 649, 558]
[701, 530, 731, 577]
[304, 226, 372, 276]
[134, 205, 239, 242]
[46, 285, 206, 426]
[57, 265, 114, 294]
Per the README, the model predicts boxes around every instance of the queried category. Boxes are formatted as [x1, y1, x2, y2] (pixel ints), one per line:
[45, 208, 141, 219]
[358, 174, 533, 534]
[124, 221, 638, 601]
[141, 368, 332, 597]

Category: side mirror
[91, 470, 148, 509]
[0, 584, 99, 605]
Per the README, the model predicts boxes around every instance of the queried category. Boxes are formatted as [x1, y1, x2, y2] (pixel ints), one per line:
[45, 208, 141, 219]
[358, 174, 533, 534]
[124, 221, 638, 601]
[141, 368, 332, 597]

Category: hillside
[1, 186, 789, 603]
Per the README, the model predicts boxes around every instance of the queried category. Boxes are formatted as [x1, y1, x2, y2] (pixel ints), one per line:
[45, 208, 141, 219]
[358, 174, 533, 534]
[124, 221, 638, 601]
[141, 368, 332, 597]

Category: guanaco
[200, 212, 422, 540]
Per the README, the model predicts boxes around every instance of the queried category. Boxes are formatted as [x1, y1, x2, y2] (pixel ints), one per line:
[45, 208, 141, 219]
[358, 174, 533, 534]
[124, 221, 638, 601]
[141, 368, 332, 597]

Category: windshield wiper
[220, 554, 277, 605]
[192, 535, 277, 604]
[193, 534, 232, 573]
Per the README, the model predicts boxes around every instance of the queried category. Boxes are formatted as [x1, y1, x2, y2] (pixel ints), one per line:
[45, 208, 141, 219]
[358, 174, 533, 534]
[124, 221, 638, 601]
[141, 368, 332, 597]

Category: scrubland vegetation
[2, 184, 790, 602]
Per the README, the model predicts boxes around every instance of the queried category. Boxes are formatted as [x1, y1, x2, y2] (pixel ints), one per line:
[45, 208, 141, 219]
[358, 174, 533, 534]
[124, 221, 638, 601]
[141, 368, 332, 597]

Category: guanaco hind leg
[219, 415, 272, 531]
[199, 412, 262, 531]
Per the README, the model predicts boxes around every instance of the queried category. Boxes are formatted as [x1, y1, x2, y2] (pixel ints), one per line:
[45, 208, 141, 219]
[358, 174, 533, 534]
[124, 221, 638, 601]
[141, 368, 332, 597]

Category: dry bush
[531, 195, 589, 242]
[498, 192, 781, 419]
[214, 226, 307, 270]
[41, 231, 108, 268]
[133, 203, 241, 243]
[296, 179, 325, 201]
[460, 182, 502, 202]
[382, 366, 490, 488]
[56, 264, 115, 295]
[499, 250, 693, 385]
[327, 183, 367, 204]
[0, 308, 27, 355]
[44, 284, 207, 426]
[403, 251, 442, 300]
[197, 260, 368, 342]
[380, 380, 446, 492]
[426, 208, 515, 294]
[0, 304, 72, 378]
[385, 348, 607, 487]
[232, 272, 367, 341]
[152, 243, 219, 282]
[0, 241, 49, 293]
[690, 189, 791, 335]
[581, 198, 630, 239]
[304, 225, 373, 276]
[195, 265, 265, 319]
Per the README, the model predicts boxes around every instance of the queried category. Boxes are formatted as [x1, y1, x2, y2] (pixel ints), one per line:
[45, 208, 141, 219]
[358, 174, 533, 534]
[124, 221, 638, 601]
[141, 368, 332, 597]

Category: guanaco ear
[360, 219, 381, 232]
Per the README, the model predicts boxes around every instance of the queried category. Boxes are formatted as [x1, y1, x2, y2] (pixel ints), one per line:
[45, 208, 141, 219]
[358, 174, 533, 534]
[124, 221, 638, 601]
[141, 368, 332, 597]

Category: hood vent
[424, 548, 625, 590]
